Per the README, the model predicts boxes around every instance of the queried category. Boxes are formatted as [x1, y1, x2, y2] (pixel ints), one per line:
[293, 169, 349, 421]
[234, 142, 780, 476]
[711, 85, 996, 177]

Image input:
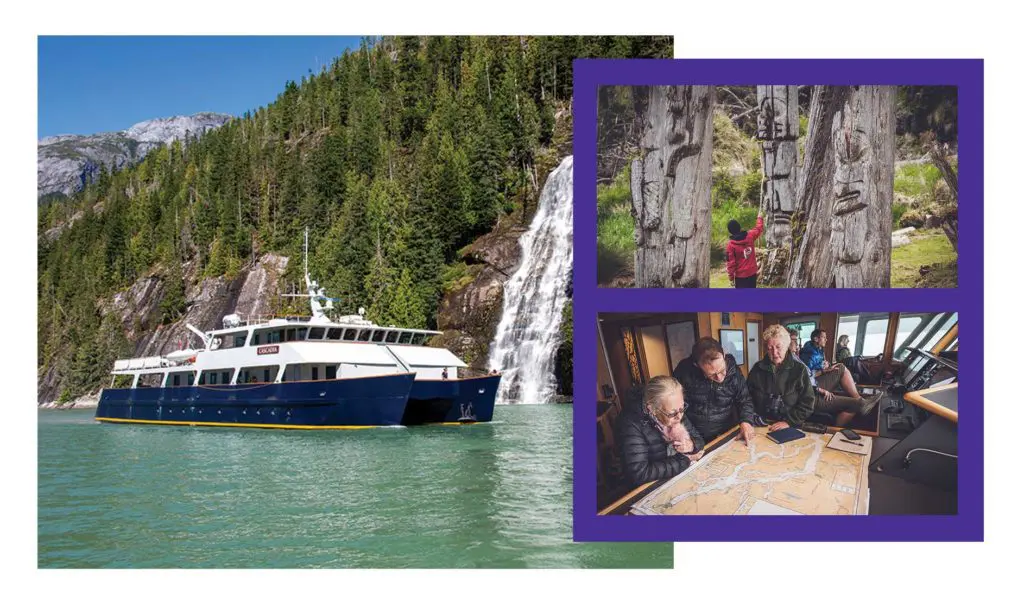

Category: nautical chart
[631, 428, 871, 516]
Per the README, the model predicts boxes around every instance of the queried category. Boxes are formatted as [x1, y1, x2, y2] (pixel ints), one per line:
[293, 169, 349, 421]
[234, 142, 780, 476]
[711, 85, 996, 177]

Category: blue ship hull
[96, 373, 416, 428]
[402, 375, 500, 425]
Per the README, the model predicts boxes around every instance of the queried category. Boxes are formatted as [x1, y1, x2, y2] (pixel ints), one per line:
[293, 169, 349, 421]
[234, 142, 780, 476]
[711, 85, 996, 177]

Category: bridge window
[371, 330, 386, 342]
[326, 328, 342, 340]
[358, 329, 372, 342]
[343, 329, 357, 341]
[411, 334, 426, 345]
[385, 331, 400, 343]
[398, 332, 413, 344]
[894, 312, 958, 360]
[326, 365, 337, 380]
[312, 366, 319, 381]
[308, 327, 325, 340]
[837, 312, 890, 357]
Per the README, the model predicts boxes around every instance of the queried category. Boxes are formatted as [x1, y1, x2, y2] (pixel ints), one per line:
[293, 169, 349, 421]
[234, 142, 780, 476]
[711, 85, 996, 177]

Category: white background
[1, 1, 1018, 598]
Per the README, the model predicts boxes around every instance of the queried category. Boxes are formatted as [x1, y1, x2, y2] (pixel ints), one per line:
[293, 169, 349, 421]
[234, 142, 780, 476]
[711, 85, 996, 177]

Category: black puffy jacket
[615, 400, 705, 488]
[673, 354, 757, 441]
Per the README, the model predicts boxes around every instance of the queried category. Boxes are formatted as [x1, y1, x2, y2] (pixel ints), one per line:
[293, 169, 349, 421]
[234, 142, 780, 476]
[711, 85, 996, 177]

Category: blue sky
[38, 36, 364, 139]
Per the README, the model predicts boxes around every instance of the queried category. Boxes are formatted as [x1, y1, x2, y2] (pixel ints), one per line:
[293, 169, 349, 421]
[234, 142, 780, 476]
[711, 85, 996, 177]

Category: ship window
[270, 330, 282, 344]
[264, 369, 270, 382]
[173, 374, 181, 387]
[309, 327, 325, 340]
[198, 373, 206, 385]
[371, 330, 386, 342]
[251, 332, 260, 345]
[286, 328, 296, 342]
[326, 365, 337, 380]
[312, 366, 319, 381]
[398, 332, 412, 344]
[385, 331, 400, 343]
[327, 328, 343, 340]
[412, 334, 426, 345]
[296, 328, 309, 341]
[234, 334, 247, 348]
[187, 373, 195, 386]
[343, 329, 357, 341]
[358, 329, 372, 342]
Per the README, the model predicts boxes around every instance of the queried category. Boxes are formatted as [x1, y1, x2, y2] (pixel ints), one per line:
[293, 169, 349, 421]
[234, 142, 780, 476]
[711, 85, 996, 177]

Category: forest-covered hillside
[38, 35, 673, 403]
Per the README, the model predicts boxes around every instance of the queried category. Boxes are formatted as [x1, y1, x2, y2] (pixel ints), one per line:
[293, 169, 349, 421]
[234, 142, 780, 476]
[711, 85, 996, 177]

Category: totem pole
[755, 85, 800, 285]
[630, 86, 714, 288]
[787, 85, 896, 288]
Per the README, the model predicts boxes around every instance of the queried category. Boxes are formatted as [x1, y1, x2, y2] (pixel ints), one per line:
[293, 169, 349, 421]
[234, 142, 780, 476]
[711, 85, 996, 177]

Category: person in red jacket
[726, 213, 764, 288]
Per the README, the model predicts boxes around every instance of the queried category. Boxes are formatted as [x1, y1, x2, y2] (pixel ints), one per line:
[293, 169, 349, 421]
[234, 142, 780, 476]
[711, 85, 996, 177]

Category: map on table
[630, 428, 871, 515]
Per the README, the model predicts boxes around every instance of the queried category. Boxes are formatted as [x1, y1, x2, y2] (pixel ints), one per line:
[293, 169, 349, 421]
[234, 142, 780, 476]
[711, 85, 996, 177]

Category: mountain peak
[37, 112, 233, 200]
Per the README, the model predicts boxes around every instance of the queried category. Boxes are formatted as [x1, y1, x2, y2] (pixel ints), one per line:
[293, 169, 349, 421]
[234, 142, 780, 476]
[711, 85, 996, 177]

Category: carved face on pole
[757, 93, 792, 141]
[830, 99, 870, 217]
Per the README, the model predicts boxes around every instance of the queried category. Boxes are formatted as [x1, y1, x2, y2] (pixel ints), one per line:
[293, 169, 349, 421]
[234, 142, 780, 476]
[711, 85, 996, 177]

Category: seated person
[616, 376, 705, 487]
[748, 325, 816, 432]
[794, 329, 879, 426]
[835, 335, 852, 362]
[835, 334, 871, 383]
[672, 337, 756, 444]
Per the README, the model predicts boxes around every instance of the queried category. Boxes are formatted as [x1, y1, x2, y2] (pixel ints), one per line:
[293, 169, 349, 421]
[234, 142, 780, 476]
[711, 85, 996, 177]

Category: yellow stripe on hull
[429, 421, 480, 426]
[95, 417, 379, 430]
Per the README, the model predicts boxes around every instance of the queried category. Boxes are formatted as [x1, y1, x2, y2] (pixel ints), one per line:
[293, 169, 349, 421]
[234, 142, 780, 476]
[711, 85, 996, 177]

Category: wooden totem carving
[787, 85, 896, 288]
[756, 85, 800, 248]
[630, 86, 714, 288]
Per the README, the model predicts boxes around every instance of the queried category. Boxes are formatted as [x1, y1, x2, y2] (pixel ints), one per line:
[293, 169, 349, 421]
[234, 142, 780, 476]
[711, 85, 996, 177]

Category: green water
[38, 404, 670, 568]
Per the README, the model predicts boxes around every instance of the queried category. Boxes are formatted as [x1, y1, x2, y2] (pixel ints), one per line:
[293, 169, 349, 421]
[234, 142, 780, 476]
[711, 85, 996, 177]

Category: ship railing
[242, 314, 314, 326]
[113, 355, 171, 371]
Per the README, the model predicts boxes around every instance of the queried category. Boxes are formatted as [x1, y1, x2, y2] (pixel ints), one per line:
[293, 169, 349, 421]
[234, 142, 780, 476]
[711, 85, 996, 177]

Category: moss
[892, 230, 957, 288]
[440, 261, 482, 295]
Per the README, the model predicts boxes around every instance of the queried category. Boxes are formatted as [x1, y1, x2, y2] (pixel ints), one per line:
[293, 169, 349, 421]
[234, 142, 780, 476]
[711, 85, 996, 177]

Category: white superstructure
[108, 229, 469, 390]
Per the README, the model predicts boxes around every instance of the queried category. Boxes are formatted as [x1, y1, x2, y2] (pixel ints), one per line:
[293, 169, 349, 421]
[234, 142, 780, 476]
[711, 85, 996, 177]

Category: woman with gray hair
[616, 375, 706, 487]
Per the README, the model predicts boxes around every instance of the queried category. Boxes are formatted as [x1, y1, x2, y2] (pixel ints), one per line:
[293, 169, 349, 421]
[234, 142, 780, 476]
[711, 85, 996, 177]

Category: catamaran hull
[95, 373, 416, 428]
[401, 375, 500, 425]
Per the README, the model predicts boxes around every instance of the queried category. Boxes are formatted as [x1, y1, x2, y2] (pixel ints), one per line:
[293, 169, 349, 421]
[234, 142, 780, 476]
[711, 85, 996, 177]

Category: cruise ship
[95, 233, 500, 429]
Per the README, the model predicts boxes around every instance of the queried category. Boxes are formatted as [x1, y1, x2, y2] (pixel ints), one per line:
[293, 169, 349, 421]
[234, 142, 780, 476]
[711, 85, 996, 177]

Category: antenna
[304, 227, 309, 283]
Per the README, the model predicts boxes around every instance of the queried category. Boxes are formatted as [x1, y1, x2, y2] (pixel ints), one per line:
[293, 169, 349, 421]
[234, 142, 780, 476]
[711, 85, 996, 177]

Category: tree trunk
[787, 86, 896, 288]
[756, 85, 800, 286]
[928, 144, 959, 249]
[631, 86, 714, 287]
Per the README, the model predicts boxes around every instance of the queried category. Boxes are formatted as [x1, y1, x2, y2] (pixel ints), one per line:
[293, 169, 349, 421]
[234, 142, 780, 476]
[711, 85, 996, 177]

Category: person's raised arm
[747, 214, 765, 242]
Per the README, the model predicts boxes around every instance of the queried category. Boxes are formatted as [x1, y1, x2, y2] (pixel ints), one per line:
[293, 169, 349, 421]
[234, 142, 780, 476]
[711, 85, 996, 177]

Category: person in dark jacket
[835, 335, 852, 362]
[616, 376, 706, 487]
[798, 329, 877, 425]
[673, 337, 756, 444]
[747, 324, 817, 431]
[726, 213, 764, 288]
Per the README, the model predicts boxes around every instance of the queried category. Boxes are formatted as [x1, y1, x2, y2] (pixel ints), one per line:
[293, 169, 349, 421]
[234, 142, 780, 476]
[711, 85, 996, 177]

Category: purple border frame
[572, 59, 983, 541]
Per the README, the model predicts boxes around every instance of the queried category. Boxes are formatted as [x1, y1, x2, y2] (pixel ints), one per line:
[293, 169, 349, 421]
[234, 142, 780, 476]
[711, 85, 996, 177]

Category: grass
[709, 229, 957, 288]
[894, 163, 943, 200]
[597, 165, 636, 285]
[892, 230, 957, 288]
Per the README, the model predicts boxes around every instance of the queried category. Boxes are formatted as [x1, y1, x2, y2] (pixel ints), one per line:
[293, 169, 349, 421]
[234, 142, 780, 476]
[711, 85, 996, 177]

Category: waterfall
[488, 156, 573, 405]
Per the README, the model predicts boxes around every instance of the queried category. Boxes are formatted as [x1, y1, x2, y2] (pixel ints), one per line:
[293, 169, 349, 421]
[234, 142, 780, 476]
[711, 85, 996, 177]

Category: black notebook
[766, 427, 806, 444]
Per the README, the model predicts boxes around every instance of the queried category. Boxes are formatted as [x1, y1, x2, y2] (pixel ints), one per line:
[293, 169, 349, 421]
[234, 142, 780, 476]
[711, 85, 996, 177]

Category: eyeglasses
[658, 403, 688, 419]
[703, 365, 727, 380]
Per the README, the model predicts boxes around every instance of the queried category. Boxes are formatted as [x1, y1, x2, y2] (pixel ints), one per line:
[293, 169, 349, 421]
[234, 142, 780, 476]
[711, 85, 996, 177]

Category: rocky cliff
[36, 253, 288, 406]
[38, 112, 232, 200]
